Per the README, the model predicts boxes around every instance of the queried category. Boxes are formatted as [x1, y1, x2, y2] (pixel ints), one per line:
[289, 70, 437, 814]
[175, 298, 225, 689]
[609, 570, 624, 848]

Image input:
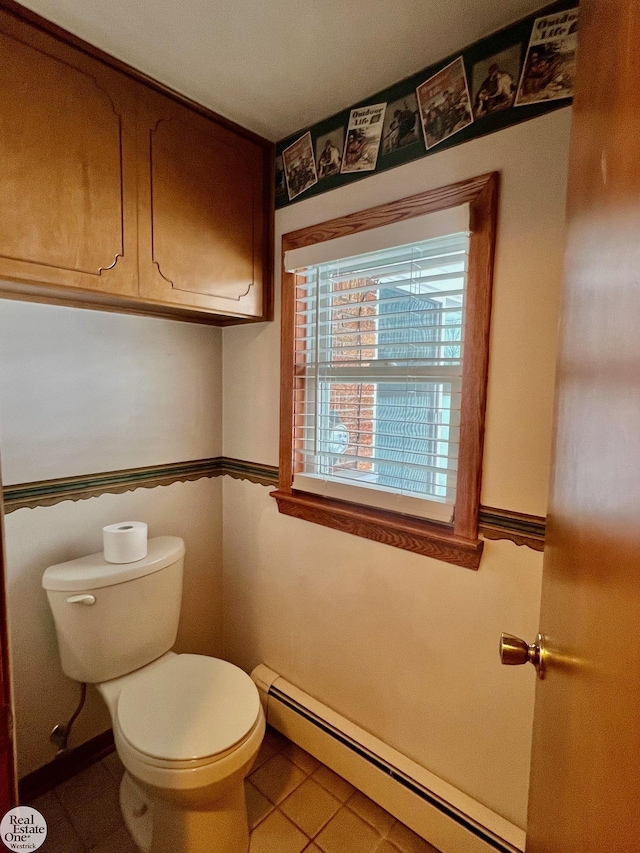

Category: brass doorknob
[500, 633, 546, 679]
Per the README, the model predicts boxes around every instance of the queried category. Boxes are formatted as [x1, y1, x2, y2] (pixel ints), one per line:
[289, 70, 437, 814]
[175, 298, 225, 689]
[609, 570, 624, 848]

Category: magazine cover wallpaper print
[416, 57, 474, 150]
[282, 131, 318, 200]
[315, 128, 344, 180]
[471, 44, 521, 119]
[381, 94, 420, 154]
[341, 104, 387, 173]
[515, 8, 578, 105]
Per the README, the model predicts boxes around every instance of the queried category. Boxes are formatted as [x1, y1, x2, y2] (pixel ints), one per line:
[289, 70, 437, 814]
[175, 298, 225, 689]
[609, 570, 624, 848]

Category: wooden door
[136, 89, 271, 319]
[0, 12, 138, 298]
[526, 1, 640, 849]
[0, 461, 16, 813]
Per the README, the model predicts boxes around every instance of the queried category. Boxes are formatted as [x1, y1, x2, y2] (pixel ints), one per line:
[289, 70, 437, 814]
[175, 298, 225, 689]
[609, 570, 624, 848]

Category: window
[292, 233, 467, 522]
[273, 173, 498, 569]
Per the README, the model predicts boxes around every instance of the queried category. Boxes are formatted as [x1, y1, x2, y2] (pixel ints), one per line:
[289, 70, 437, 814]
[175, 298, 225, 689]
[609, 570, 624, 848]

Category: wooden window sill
[271, 490, 483, 570]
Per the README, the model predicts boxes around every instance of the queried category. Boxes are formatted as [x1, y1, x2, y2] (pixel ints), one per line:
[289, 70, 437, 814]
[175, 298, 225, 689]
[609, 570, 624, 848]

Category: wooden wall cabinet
[0, 11, 138, 299]
[0, 5, 273, 324]
[136, 91, 269, 319]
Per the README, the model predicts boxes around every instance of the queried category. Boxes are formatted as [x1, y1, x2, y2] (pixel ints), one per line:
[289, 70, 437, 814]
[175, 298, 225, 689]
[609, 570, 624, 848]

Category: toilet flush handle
[66, 594, 96, 605]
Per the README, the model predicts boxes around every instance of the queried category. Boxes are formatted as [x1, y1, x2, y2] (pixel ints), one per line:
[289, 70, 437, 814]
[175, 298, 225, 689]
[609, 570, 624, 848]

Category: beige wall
[221, 108, 572, 829]
[0, 301, 222, 485]
[0, 300, 224, 777]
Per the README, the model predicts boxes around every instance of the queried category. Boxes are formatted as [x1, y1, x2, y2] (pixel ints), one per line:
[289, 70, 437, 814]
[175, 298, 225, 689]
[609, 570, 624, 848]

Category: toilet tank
[42, 536, 185, 683]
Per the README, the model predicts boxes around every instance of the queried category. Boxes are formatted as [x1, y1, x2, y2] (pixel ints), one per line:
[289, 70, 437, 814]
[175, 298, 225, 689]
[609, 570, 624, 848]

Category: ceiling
[18, 0, 545, 141]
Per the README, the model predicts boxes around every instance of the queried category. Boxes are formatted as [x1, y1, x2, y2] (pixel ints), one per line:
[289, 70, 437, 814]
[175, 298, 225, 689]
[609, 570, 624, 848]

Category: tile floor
[28, 727, 441, 853]
[28, 750, 136, 853]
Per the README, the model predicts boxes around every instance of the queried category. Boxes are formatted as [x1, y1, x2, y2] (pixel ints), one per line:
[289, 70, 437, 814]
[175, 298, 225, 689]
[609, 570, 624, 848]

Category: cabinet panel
[151, 116, 255, 300]
[138, 93, 270, 318]
[0, 14, 138, 296]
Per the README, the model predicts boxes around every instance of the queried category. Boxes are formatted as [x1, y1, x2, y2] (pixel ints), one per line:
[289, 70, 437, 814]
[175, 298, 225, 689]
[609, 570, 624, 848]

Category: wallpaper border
[275, 0, 577, 209]
[2, 457, 544, 550]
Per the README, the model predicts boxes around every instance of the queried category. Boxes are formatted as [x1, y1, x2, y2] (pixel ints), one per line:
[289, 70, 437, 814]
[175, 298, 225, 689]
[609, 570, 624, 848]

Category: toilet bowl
[101, 653, 265, 853]
[42, 537, 264, 853]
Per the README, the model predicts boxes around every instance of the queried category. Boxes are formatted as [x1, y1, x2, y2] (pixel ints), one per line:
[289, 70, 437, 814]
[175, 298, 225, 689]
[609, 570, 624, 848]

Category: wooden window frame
[272, 172, 499, 570]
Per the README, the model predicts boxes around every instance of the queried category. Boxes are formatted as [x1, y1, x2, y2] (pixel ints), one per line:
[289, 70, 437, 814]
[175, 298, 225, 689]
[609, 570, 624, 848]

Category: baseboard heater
[251, 666, 525, 853]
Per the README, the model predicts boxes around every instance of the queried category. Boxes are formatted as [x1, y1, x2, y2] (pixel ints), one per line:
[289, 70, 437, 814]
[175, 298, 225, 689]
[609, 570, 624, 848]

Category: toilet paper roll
[103, 521, 148, 564]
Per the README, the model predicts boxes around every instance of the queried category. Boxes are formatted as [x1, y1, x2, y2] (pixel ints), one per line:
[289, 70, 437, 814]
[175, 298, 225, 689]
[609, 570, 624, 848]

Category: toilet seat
[116, 654, 261, 769]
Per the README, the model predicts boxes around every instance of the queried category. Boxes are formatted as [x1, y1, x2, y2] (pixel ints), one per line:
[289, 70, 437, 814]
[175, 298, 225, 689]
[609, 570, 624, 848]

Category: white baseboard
[251, 665, 525, 853]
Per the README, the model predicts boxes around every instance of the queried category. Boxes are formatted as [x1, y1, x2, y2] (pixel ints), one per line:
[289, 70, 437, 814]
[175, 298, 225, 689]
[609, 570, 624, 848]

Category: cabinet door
[0, 13, 138, 297]
[137, 91, 271, 319]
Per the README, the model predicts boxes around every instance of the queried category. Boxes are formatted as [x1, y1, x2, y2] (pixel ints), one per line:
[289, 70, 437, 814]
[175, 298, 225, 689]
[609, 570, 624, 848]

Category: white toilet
[42, 536, 265, 853]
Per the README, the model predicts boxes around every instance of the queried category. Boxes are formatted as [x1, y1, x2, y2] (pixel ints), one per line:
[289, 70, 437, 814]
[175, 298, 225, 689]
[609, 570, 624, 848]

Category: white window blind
[292, 229, 470, 523]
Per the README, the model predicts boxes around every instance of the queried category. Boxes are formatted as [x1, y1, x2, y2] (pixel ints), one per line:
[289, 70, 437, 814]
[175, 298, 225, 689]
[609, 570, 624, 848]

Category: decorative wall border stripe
[222, 458, 279, 486]
[479, 507, 545, 552]
[275, 0, 577, 208]
[2, 458, 225, 512]
[1, 458, 544, 549]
